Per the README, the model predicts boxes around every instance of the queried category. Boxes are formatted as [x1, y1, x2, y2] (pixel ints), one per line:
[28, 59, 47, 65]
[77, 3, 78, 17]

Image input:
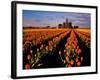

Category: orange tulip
[70, 59, 74, 65]
[75, 57, 78, 62]
[78, 49, 82, 54]
[66, 56, 69, 61]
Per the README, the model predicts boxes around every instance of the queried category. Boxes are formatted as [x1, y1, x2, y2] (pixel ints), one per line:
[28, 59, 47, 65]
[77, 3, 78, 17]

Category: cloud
[23, 10, 90, 28]
[23, 17, 53, 27]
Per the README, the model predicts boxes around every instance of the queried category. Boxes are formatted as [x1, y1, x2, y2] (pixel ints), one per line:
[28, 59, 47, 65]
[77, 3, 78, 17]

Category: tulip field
[23, 28, 91, 69]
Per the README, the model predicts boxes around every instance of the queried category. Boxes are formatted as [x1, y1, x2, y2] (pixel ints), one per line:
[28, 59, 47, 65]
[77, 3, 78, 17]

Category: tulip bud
[27, 54, 31, 60]
[37, 48, 39, 52]
[30, 50, 33, 53]
[59, 51, 61, 55]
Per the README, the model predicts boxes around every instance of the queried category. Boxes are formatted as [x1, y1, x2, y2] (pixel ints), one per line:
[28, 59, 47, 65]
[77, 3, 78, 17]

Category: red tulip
[77, 61, 81, 66]
[25, 64, 30, 69]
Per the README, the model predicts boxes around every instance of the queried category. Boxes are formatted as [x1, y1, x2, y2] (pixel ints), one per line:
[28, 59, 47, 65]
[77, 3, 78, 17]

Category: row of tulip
[74, 30, 91, 48]
[23, 29, 71, 69]
[23, 30, 67, 50]
[59, 30, 83, 67]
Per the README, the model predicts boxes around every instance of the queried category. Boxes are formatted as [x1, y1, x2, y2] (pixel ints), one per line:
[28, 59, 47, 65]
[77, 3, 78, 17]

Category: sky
[23, 10, 91, 28]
